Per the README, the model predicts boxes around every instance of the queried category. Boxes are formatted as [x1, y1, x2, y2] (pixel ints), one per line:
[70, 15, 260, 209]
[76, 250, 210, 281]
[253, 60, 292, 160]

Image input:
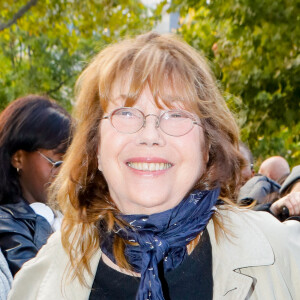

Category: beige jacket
[8, 209, 300, 299]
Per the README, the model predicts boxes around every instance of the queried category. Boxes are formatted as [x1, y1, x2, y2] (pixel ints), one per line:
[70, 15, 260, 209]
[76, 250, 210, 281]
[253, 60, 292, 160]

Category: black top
[89, 229, 213, 300]
[0, 197, 53, 276]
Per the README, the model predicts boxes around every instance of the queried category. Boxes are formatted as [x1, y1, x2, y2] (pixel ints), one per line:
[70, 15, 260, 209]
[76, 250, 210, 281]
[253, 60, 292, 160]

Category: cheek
[97, 123, 126, 174]
[97, 124, 110, 172]
[186, 128, 207, 163]
[26, 165, 50, 191]
[183, 129, 208, 181]
[38, 165, 53, 186]
[97, 150, 102, 171]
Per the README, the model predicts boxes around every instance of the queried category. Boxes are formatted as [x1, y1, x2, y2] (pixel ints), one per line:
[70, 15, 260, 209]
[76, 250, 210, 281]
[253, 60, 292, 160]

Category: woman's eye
[168, 112, 186, 119]
[116, 109, 135, 117]
[121, 111, 133, 116]
[171, 113, 183, 118]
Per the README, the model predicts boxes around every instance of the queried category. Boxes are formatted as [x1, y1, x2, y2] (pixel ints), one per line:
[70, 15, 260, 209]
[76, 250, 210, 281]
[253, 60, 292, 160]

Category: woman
[9, 33, 300, 299]
[0, 95, 72, 276]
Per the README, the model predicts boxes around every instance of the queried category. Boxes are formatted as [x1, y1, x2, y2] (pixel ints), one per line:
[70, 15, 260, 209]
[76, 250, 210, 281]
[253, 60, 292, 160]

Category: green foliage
[0, 0, 154, 111]
[170, 0, 300, 166]
[1, 0, 299, 167]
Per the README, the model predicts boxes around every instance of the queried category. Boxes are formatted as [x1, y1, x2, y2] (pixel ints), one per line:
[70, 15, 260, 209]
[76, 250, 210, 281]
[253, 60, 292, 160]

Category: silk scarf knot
[100, 188, 220, 300]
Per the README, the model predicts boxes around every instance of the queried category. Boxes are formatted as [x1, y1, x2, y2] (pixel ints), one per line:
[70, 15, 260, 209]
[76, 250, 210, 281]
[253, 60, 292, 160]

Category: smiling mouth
[127, 162, 172, 171]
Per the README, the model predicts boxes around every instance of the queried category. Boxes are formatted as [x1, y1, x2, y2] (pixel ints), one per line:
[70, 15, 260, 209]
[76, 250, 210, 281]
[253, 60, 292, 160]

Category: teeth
[127, 162, 172, 171]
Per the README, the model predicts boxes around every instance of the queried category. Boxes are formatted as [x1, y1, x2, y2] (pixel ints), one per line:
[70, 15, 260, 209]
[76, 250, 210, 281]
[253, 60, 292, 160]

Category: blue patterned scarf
[100, 188, 220, 300]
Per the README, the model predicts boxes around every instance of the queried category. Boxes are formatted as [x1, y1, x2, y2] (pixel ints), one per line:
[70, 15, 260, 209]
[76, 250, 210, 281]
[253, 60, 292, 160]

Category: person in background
[0, 95, 72, 276]
[237, 143, 280, 206]
[242, 165, 300, 221]
[270, 165, 300, 220]
[238, 175, 280, 206]
[8, 32, 300, 300]
[258, 156, 290, 183]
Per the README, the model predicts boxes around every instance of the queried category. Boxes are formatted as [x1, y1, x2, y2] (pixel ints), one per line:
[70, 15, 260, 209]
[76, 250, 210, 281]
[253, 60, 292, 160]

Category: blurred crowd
[238, 143, 300, 221]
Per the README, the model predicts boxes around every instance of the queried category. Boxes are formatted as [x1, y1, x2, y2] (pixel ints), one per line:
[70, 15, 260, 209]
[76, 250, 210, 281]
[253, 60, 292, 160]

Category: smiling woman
[8, 33, 300, 300]
[98, 85, 208, 215]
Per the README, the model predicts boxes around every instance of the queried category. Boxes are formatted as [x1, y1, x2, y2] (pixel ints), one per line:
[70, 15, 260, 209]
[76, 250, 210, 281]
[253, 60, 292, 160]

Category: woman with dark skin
[0, 95, 72, 276]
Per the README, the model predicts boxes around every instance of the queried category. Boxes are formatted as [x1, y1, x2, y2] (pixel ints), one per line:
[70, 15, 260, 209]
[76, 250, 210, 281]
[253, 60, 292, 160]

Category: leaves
[170, 0, 300, 166]
[1, 0, 299, 166]
[0, 0, 154, 110]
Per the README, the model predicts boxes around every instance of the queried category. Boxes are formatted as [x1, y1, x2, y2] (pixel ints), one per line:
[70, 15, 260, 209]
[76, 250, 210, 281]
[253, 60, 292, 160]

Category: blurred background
[0, 0, 299, 167]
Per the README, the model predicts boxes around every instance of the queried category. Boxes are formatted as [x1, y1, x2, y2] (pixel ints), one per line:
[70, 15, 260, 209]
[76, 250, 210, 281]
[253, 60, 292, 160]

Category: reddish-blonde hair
[51, 32, 244, 285]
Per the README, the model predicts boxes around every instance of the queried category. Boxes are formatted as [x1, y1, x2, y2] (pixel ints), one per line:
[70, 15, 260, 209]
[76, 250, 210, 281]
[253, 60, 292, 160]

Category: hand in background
[270, 192, 300, 217]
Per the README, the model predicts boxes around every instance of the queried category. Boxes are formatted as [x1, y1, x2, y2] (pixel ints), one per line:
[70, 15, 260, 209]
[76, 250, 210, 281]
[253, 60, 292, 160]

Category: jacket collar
[0, 197, 36, 220]
[207, 208, 275, 299]
[89, 208, 275, 299]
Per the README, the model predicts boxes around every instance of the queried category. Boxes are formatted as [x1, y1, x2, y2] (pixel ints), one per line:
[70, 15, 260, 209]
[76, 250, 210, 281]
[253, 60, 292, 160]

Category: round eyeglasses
[38, 151, 63, 168]
[102, 107, 201, 137]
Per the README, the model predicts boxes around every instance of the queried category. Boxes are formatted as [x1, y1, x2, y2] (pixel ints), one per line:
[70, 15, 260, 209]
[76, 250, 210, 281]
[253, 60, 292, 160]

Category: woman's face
[98, 86, 208, 215]
[12, 149, 63, 204]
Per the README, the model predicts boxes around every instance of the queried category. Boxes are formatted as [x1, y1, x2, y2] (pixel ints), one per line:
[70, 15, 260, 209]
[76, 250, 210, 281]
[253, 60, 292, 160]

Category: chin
[127, 193, 179, 215]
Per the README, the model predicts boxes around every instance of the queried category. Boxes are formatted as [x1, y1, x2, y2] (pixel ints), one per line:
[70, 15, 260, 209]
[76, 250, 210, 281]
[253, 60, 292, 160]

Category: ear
[11, 150, 25, 170]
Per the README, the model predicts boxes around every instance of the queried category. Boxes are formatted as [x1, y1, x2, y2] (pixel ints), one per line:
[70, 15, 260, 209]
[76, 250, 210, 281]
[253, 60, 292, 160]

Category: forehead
[104, 74, 198, 113]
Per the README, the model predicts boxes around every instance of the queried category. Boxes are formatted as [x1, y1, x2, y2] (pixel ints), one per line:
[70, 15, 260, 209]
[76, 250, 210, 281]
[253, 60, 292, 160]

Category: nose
[136, 114, 165, 147]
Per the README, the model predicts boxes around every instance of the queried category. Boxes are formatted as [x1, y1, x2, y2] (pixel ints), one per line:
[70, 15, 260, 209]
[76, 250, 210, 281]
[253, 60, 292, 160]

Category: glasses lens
[160, 110, 194, 136]
[111, 108, 144, 134]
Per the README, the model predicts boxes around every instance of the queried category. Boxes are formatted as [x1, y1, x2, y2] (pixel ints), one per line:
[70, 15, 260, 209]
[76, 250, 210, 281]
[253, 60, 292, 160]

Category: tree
[0, 0, 156, 110]
[170, 0, 300, 166]
[0, 0, 38, 32]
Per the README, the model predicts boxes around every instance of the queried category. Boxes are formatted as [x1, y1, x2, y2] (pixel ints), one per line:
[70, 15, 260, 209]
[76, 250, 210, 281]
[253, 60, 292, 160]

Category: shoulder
[0, 204, 35, 238]
[210, 207, 300, 265]
[14, 231, 66, 271]
[9, 231, 101, 300]
[208, 207, 300, 298]
[221, 207, 299, 238]
[0, 205, 15, 219]
[0, 200, 36, 220]
[12, 231, 63, 271]
[8, 232, 66, 299]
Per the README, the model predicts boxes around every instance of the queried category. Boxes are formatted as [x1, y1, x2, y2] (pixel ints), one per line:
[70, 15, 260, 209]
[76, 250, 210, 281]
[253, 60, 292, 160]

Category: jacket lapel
[207, 209, 275, 299]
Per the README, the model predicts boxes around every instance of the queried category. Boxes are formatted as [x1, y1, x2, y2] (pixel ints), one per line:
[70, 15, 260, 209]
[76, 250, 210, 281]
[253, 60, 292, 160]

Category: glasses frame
[38, 151, 63, 168]
[102, 107, 201, 137]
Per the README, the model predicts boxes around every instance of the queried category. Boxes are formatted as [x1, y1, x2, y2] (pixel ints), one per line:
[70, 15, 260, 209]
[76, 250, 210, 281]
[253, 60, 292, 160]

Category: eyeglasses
[102, 107, 201, 137]
[38, 151, 63, 168]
